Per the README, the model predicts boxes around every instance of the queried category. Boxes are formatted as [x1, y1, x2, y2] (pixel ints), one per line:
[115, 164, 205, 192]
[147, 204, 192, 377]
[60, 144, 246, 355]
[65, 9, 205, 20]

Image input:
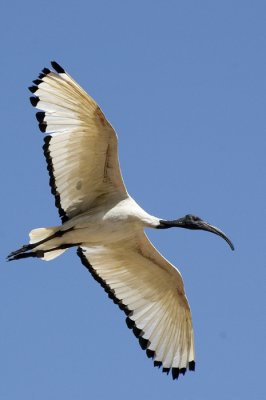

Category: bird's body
[32, 197, 160, 251]
[8, 61, 233, 380]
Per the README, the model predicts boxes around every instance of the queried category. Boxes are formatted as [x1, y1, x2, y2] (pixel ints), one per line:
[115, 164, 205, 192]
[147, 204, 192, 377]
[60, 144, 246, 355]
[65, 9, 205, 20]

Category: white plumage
[8, 61, 234, 380]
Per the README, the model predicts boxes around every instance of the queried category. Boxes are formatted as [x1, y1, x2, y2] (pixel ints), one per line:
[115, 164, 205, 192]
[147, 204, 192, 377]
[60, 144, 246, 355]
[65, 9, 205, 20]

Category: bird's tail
[29, 227, 57, 244]
[7, 226, 68, 262]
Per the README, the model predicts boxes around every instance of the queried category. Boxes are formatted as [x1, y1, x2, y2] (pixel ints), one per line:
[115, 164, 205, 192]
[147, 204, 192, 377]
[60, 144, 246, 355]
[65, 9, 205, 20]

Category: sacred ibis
[8, 61, 234, 380]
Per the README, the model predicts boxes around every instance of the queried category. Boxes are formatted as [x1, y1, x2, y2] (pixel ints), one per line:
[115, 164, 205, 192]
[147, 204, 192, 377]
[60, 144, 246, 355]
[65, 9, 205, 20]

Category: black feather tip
[51, 61, 65, 74]
[154, 361, 162, 368]
[36, 113, 46, 132]
[139, 337, 150, 351]
[42, 67, 50, 75]
[30, 96, 39, 107]
[28, 86, 38, 94]
[162, 367, 170, 375]
[33, 79, 42, 86]
[36, 112, 45, 123]
[39, 122, 47, 133]
[146, 349, 155, 359]
[172, 368, 180, 380]
[189, 360, 196, 371]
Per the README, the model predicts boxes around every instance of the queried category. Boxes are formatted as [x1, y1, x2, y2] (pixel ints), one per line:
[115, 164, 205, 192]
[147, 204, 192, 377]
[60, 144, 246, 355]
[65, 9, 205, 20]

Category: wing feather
[30, 62, 127, 222]
[77, 233, 195, 379]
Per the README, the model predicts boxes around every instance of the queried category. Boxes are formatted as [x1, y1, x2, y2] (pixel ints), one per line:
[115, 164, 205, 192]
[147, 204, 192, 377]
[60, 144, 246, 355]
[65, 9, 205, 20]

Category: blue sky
[1, 1, 265, 399]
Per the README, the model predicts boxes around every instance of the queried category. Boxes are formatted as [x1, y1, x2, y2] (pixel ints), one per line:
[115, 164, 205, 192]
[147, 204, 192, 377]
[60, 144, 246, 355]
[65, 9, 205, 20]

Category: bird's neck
[156, 220, 177, 229]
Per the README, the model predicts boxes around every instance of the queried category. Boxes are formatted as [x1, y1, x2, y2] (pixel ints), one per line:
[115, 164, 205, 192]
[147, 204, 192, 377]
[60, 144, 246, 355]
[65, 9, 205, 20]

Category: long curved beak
[197, 221, 234, 251]
[159, 216, 234, 250]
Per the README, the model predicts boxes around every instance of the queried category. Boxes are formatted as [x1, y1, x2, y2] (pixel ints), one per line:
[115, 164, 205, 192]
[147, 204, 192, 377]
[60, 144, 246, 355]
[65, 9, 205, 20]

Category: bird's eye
[186, 215, 201, 222]
[192, 216, 202, 222]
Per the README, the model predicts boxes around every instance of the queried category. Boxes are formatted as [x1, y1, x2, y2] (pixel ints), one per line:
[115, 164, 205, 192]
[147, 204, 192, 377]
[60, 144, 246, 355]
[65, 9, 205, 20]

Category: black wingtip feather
[132, 326, 143, 338]
[172, 368, 180, 380]
[139, 337, 150, 350]
[154, 361, 162, 368]
[51, 61, 65, 73]
[189, 360, 196, 371]
[125, 317, 135, 329]
[29, 86, 38, 94]
[162, 367, 170, 375]
[30, 96, 39, 106]
[42, 67, 50, 75]
[39, 122, 47, 132]
[146, 349, 155, 359]
[36, 112, 45, 123]
[33, 79, 42, 85]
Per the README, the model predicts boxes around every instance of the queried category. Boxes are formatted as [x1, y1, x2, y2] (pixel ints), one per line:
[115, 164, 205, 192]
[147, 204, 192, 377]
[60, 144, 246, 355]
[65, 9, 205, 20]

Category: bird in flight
[8, 61, 234, 380]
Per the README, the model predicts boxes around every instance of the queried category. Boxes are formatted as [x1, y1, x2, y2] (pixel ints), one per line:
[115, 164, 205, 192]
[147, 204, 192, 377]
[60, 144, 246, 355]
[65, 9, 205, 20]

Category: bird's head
[158, 214, 234, 250]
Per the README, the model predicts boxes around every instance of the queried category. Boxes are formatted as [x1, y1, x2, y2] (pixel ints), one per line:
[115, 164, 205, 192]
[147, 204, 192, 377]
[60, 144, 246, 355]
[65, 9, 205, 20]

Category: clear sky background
[1, 1, 265, 399]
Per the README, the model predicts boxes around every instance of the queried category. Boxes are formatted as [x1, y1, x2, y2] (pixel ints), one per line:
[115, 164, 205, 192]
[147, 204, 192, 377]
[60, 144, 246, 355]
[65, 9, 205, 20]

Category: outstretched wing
[77, 232, 195, 380]
[29, 61, 127, 223]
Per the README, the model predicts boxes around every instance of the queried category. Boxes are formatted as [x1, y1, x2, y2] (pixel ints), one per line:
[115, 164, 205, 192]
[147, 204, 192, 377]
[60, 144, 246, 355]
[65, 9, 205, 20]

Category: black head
[175, 214, 205, 229]
[159, 214, 234, 250]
